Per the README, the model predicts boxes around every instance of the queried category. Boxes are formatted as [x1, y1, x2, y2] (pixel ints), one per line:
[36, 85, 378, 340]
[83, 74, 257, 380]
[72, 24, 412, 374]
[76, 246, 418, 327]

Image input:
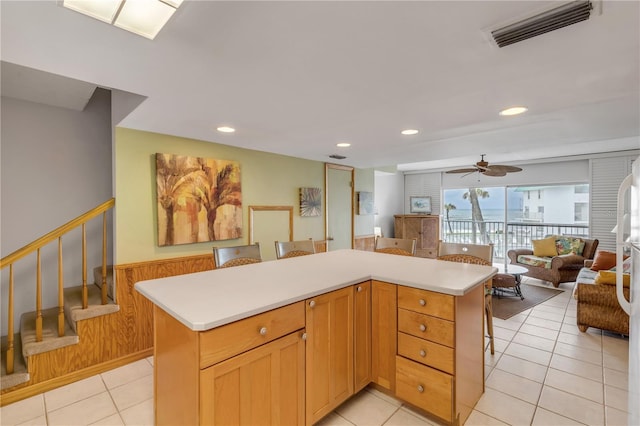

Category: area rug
[492, 284, 564, 320]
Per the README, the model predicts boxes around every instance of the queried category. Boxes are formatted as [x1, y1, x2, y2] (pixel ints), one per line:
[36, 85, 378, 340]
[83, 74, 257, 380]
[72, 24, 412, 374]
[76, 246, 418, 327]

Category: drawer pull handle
[417, 385, 424, 393]
[419, 299, 426, 306]
[419, 349, 426, 357]
[309, 300, 316, 308]
[301, 332, 307, 341]
[357, 286, 362, 292]
[419, 324, 427, 332]
[259, 327, 268, 336]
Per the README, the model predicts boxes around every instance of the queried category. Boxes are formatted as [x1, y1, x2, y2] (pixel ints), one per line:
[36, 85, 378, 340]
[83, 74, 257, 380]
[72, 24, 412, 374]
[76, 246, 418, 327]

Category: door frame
[324, 163, 355, 249]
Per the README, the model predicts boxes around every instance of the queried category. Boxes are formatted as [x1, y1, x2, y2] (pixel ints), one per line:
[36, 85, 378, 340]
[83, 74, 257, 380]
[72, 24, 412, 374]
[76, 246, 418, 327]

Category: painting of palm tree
[156, 153, 242, 246]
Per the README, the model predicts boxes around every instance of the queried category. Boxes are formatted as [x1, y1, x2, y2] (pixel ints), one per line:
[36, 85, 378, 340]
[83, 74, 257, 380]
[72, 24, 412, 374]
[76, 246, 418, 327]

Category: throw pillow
[595, 270, 631, 287]
[590, 250, 617, 271]
[532, 237, 557, 257]
[556, 236, 586, 256]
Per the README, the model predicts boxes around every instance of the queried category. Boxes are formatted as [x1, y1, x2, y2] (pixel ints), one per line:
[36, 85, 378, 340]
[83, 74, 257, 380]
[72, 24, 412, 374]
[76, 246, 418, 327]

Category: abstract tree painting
[156, 153, 242, 246]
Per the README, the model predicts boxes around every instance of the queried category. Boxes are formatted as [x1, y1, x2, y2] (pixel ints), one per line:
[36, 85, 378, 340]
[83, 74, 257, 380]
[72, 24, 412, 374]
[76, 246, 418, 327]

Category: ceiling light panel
[114, 0, 176, 39]
[63, 0, 122, 23]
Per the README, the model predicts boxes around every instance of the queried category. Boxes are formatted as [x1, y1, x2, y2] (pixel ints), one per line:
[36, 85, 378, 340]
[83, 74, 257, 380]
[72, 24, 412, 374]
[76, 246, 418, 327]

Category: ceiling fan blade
[482, 169, 507, 177]
[445, 168, 478, 174]
[488, 165, 523, 173]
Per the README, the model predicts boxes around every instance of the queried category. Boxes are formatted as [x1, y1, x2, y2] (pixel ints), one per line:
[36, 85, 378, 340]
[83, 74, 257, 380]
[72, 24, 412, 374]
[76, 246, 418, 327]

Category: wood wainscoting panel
[114, 254, 216, 355]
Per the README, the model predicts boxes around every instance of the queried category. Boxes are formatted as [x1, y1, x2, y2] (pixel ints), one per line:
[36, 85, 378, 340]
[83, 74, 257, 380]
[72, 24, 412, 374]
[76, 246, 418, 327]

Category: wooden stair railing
[0, 198, 115, 375]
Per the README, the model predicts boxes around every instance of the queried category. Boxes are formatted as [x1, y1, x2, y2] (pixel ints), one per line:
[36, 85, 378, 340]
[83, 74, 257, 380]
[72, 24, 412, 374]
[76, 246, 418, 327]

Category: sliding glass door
[442, 184, 589, 262]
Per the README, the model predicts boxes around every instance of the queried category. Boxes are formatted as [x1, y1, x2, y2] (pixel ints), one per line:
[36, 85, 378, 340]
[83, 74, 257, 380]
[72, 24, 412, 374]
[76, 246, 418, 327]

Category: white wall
[1, 89, 112, 335]
[374, 172, 404, 238]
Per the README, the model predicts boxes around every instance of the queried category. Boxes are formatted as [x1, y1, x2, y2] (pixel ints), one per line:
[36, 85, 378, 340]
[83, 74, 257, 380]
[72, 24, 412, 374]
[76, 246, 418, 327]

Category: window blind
[590, 156, 634, 251]
[404, 173, 441, 215]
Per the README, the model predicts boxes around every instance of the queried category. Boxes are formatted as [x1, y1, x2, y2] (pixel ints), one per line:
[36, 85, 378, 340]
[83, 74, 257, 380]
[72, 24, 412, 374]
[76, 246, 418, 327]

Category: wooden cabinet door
[200, 331, 305, 426]
[354, 281, 372, 392]
[371, 280, 397, 392]
[305, 287, 354, 425]
[419, 216, 439, 257]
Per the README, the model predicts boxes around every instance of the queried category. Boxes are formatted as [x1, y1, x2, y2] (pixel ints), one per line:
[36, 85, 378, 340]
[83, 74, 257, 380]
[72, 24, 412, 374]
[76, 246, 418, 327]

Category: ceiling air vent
[329, 154, 347, 160]
[491, 0, 593, 48]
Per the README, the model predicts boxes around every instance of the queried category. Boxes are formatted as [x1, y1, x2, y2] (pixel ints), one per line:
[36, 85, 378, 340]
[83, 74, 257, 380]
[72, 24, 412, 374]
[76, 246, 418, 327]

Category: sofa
[575, 259, 630, 335]
[507, 236, 599, 287]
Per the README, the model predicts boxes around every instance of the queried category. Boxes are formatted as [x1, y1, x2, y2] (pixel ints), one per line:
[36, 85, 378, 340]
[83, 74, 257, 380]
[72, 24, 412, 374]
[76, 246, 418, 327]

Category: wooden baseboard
[0, 349, 152, 406]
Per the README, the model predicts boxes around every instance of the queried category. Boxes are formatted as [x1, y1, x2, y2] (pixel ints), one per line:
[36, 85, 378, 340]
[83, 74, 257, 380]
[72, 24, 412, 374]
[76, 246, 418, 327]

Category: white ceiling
[1, 1, 638, 171]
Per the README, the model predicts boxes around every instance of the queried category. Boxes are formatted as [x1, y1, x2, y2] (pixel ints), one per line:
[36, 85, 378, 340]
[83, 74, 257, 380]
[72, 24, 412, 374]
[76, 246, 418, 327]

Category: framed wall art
[357, 191, 374, 215]
[409, 196, 432, 214]
[156, 153, 242, 246]
[299, 187, 321, 217]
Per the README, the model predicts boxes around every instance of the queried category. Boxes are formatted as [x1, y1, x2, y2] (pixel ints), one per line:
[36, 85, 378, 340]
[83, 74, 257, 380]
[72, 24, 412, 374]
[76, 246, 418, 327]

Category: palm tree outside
[444, 203, 457, 234]
[462, 188, 491, 244]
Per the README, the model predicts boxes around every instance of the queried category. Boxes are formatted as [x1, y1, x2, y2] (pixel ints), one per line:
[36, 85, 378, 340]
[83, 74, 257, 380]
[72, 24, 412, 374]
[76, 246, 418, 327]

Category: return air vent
[329, 154, 347, 160]
[491, 0, 593, 48]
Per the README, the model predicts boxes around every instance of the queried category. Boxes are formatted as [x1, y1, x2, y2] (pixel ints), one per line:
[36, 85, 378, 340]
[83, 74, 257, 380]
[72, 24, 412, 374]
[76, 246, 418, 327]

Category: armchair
[507, 237, 599, 288]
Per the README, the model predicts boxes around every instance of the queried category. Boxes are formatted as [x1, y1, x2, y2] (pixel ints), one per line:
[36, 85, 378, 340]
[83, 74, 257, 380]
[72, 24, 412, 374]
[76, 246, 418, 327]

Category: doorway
[325, 164, 354, 251]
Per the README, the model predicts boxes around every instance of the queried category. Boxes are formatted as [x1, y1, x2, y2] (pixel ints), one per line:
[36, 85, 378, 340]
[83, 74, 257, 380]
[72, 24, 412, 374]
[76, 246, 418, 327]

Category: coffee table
[492, 263, 528, 300]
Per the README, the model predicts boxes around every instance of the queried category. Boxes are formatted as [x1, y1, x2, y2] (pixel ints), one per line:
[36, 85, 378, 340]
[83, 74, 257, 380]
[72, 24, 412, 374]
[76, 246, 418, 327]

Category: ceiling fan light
[499, 106, 528, 116]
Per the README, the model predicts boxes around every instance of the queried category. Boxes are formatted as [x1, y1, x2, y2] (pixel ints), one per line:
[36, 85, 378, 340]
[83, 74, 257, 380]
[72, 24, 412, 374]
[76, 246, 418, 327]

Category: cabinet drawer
[397, 332, 454, 374]
[395, 356, 453, 423]
[199, 301, 305, 368]
[398, 309, 454, 348]
[397, 286, 454, 321]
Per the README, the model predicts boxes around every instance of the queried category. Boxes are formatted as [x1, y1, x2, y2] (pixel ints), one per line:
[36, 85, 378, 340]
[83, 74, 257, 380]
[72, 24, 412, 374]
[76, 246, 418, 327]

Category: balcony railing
[441, 219, 589, 260]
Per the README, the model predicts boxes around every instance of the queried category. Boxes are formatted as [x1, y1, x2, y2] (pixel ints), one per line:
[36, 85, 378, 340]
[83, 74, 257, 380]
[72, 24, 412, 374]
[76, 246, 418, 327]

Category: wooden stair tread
[64, 284, 119, 333]
[20, 308, 79, 358]
[1, 334, 30, 390]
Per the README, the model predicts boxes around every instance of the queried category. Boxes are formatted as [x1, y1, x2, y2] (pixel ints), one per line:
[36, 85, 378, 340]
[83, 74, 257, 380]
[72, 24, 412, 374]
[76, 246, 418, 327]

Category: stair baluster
[101, 211, 108, 305]
[82, 223, 87, 309]
[36, 249, 43, 342]
[58, 237, 65, 337]
[7, 265, 15, 374]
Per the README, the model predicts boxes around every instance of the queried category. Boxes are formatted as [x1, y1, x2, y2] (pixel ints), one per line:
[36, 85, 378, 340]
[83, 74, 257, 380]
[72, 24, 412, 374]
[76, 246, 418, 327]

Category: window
[442, 184, 589, 262]
[574, 185, 589, 194]
[575, 202, 588, 222]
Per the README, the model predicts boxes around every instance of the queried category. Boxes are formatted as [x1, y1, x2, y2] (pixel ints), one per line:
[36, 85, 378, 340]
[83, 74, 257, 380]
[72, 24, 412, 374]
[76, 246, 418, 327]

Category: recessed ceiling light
[401, 129, 419, 135]
[499, 106, 528, 116]
[336, 142, 351, 148]
[217, 126, 236, 133]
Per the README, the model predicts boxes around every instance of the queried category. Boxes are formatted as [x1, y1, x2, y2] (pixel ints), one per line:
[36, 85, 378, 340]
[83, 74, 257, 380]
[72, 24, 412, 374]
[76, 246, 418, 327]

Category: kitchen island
[136, 249, 496, 425]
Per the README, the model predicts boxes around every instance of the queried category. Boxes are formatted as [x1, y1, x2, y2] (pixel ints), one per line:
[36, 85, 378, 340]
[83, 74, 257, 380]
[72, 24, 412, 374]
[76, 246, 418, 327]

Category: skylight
[63, 0, 183, 40]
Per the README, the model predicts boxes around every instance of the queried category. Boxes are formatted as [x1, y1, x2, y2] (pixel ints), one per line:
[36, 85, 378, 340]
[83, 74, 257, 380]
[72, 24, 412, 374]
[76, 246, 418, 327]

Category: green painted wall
[115, 128, 327, 263]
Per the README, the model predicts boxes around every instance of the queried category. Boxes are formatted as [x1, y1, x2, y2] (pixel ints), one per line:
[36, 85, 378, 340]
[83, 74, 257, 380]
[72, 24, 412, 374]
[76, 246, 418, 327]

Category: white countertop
[135, 249, 497, 331]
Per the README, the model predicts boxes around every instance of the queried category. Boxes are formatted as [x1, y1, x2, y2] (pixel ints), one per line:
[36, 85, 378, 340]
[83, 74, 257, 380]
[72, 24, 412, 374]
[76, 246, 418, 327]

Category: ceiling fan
[445, 155, 523, 177]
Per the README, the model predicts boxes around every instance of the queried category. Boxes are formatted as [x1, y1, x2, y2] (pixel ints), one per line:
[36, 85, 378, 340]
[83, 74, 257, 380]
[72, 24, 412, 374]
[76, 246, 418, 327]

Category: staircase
[1, 199, 117, 394]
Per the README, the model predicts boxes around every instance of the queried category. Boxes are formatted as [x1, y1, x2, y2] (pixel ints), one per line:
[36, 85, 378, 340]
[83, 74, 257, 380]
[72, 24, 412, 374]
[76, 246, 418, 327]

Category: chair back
[213, 243, 262, 268]
[438, 241, 493, 263]
[374, 237, 417, 256]
[275, 240, 315, 259]
[436, 253, 491, 266]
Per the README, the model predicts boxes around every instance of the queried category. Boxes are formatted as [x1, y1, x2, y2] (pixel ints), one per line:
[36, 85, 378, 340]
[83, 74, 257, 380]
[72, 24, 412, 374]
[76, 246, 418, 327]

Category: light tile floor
[1, 278, 630, 426]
